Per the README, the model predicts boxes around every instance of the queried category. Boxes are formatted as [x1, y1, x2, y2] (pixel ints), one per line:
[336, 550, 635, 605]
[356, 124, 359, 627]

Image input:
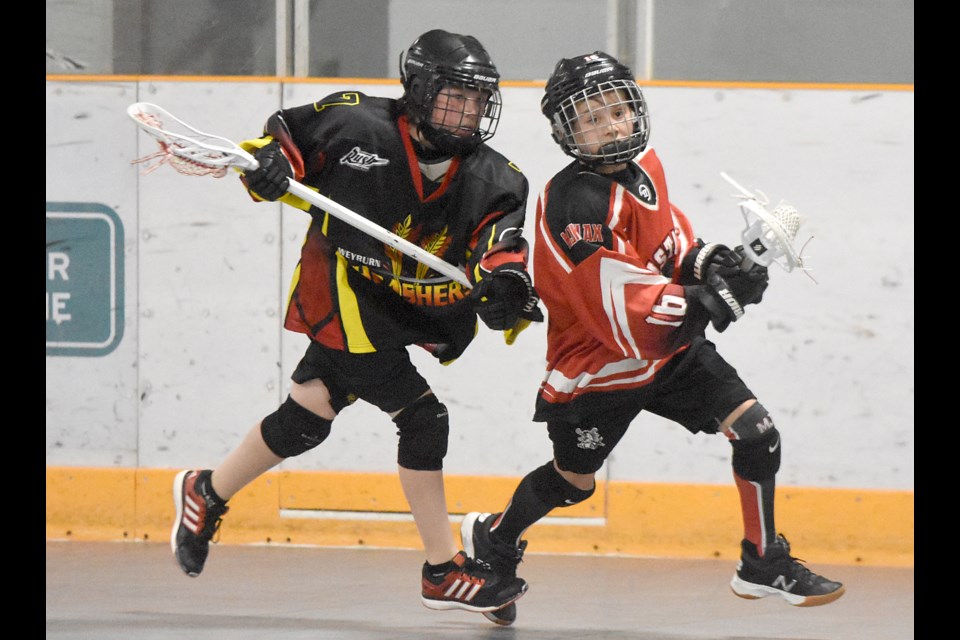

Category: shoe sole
[171, 470, 200, 578]
[421, 582, 527, 614]
[483, 602, 516, 625]
[730, 575, 846, 607]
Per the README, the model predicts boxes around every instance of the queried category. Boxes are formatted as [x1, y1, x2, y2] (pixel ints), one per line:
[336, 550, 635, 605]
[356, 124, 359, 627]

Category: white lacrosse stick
[127, 102, 472, 288]
[719, 171, 816, 283]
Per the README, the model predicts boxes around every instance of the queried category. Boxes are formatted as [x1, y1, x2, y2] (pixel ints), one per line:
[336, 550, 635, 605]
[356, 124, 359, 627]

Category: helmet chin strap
[409, 122, 454, 161]
[598, 139, 631, 157]
[408, 121, 429, 147]
[591, 138, 644, 165]
[406, 108, 481, 157]
[423, 118, 482, 156]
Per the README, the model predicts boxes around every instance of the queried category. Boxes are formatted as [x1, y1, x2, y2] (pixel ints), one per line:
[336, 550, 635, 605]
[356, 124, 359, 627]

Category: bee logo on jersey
[340, 146, 390, 172]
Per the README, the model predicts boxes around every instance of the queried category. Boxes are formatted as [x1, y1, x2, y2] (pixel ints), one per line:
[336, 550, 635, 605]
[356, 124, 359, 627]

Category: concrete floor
[46, 540, 913, 640]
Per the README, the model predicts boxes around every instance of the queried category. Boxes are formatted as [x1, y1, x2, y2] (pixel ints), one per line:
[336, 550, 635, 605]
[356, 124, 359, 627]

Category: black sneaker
[171, 469, 229, 577]
[421, 551, 527, 613]
[484, 602, 517, 626]
[730, 534, 845, 606]
[461, 512, 527, 625]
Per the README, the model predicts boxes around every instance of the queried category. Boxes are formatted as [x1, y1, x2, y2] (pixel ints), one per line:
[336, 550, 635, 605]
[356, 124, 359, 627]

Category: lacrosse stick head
[739, 199, 805, 270]
[127, 102, 257, 177]
[720, 172, 813, 277]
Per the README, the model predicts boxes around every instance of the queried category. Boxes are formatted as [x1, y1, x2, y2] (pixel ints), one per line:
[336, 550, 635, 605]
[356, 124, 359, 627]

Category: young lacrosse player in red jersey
[169, 29, 542, 620]
[460, 51, 845, 620]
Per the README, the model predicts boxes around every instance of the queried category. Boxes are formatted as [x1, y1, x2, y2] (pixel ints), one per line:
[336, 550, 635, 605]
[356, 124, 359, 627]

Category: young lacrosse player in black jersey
[459, 51, 845, 621]
[170, 29, 542, 620]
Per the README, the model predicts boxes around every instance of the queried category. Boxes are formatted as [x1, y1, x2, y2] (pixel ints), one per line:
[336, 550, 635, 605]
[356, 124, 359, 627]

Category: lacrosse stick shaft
[282, 181, 472, 288]
[719, 171, 754, 199]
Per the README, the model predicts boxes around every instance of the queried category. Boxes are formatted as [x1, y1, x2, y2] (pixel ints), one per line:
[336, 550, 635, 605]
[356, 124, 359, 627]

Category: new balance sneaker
[171, 469, 229, 577]
[730, 534, 846, 607]
[460, 512, 527, 625]
[421, 551, 527, 613]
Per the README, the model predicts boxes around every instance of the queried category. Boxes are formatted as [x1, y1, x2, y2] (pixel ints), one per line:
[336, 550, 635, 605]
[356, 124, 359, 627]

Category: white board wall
[45, 79, 914, 489]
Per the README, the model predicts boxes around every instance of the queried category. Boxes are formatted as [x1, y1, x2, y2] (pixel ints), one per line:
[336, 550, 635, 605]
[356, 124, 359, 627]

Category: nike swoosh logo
[769, 436, 780, 453]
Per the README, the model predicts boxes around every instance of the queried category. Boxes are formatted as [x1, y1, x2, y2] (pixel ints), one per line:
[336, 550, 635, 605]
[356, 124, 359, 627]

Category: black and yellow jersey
[240, 91, 530, 355]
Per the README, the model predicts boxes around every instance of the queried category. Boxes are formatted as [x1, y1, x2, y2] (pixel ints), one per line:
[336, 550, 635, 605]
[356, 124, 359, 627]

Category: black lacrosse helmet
[399, 29, 502, 155]
[541, 51, 650, 166]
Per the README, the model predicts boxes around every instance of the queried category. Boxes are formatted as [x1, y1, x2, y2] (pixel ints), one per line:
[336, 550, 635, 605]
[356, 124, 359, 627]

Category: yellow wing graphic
[388, 215, 413, 278]
[416, 227, 451, 281]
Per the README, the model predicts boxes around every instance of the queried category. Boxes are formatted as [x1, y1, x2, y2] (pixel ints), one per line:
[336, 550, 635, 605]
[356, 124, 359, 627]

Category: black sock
[425, 558, 457, 576]
[197, 470, 226, 505]
[491, 461, 569, 546]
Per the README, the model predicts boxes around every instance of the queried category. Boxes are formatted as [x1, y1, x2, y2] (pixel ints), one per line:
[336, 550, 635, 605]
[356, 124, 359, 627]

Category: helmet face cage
[554, 79, 649, 165]
[422, 72, 501, 149]
[542, 53, 650, 166]
[400, 31, 502, 155]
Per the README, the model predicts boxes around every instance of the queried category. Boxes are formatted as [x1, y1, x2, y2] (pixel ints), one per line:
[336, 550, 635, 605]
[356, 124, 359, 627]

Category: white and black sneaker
[730, 534, 845, 606]
[460, 512, 527, 625]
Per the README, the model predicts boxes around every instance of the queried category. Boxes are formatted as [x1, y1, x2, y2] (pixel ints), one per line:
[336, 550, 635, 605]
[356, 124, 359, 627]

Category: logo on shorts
[575, 427, 605, 450]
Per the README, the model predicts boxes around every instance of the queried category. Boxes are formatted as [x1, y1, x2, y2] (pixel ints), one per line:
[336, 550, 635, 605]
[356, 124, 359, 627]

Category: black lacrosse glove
[679, 240, 739, 285]
[682, 241, 768, 305]
[424, 340, 469, 366]
[728, 245, 770, 306]
[243, 140, 292, 201]
[471, 263, 544, 331]
[688, 263, 769, 333]
[702, 244, 769, 306]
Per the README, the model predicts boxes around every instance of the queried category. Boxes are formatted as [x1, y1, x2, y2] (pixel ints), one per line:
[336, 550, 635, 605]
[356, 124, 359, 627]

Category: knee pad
[393, 394, 449, 471]
[726, 402, 775, 441]
[261, 396, 333, 458]
[731, 425, 782, 481]
[530, 460, 596, 507]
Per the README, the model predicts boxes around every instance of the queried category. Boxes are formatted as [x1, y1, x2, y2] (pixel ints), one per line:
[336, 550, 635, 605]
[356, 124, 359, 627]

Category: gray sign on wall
[46, 202, 125, 357]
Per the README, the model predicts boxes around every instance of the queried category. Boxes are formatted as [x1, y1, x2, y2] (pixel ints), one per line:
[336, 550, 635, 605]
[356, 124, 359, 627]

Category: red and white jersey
[533, 148, 700, 409]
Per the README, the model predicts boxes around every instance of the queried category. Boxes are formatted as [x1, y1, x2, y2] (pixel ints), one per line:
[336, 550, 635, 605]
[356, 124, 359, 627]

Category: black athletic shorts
[538, 337, 756, 474]
[291, 340, 430, 414]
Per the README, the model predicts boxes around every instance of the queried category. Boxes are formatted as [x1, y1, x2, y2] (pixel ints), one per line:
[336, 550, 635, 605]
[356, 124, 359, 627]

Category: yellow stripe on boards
[46, 467, 912, 567]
